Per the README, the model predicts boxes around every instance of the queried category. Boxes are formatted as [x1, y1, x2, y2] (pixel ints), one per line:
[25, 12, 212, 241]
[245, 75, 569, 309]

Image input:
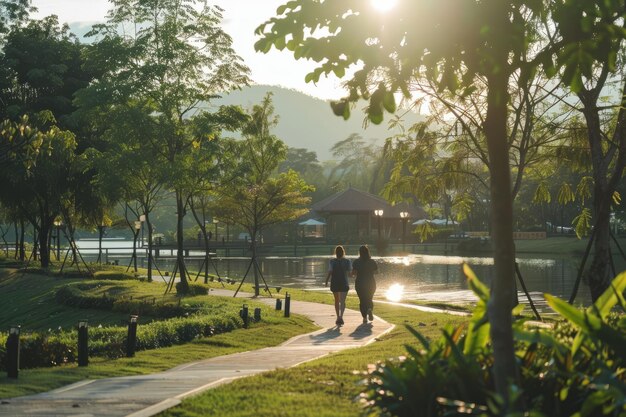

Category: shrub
[93, 270, 137, 281]
[55, 284, 115, 310]
[175, 281, 208, 295]
[361, 266, 626, 416]
[0, 309, 245, 370]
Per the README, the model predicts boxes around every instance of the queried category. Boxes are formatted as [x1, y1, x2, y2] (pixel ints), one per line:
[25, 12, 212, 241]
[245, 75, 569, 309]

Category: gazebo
[310, 187, 425, 242]
[298, 218, 326, 240]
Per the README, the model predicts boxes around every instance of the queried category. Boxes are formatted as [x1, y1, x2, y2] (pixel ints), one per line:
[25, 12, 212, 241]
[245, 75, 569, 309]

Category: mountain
[216, 85, 423, 161]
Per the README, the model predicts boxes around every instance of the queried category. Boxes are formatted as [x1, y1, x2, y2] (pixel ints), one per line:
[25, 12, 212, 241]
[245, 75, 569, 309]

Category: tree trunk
[251, 231, 260, 296]
[14, 222, 18, 259]
[146, 214, 153, 282]
[175, 190, 189, 292]
[18, 219, 25, 261]
[97, 225, 105, 264]
[38, 222, 50, 268]
[587, 183, 613, 301]
[33, 226, 38, 261]
[131, 228, 139, 272]
[484, 30, 519, 405]
[202, 226, 210, 284]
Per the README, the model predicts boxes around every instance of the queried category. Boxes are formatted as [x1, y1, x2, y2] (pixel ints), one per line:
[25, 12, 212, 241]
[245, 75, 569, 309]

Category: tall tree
[0, 112, 77, 267]
[0, 0, 31, 39]
[0, 16, 92, 128]
[552, 1, 626, 301]
[255, 0, 562, 406]
[213, 94, 313, 296]
[83, 0, 249, 292]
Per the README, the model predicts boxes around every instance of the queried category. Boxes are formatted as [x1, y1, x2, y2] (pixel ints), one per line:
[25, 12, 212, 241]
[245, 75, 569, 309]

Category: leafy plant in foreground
[360, 266, 626, 416]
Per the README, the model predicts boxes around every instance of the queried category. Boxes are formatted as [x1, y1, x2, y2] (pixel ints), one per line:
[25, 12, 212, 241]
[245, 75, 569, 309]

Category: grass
[0, 268, 138, 331]
[0, 311, 317, 398]
[0, 264, 319, 398]
[160, 302, 468, 417]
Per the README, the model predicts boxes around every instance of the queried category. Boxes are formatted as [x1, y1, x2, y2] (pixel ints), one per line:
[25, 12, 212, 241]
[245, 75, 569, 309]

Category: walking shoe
[367, 308, 374, 321]
[338, 317, 344, 325]
[362, 317, 368, 324]
[335, 318, 341, 326]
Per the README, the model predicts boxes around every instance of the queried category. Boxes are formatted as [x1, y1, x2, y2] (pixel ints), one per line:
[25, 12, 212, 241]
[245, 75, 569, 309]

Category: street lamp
[374, 209, 384, 254]
[400, 211, 409, 251]
[133, 220, 141, 271]
[53, 219, 62, 261]
[213, 218, 219, 242]
[139, 214, 146, 247]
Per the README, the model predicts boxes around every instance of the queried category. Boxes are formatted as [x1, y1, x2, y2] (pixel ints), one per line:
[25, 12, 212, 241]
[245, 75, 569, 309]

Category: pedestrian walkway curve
[0, 289, 394, 417]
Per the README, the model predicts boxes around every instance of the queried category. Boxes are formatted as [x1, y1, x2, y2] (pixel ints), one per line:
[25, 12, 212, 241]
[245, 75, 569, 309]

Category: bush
[0, 310, 245, 370]
[55, 283, 115, 310]
[55, 281, 202, 318]
[361, 267, 626, 417]
[93, 270, 137, 281]
[175, 281, 208, 296]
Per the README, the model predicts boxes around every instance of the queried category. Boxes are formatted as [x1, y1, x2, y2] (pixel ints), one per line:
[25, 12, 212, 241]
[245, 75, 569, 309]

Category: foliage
[361, 266, 626, 417]
[0, 309, 245, 370]
[0, 16, 93, 128]
[55, 280, 210, 317]
[213, 93, 314, 293]
[82, 0, 250, 290]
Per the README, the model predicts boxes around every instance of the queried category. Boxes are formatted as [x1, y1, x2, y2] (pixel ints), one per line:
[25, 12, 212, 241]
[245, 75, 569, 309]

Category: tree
[0, 16, 93, 129]
[0, 0, 31, 39]
[551, 1, 626, 301]
[84, 0, 250, 292]
[213, 93, 313, 296]
[0, 112, 77, 268]
[255, 0, 559, 406]
[326, 133, 383, 193]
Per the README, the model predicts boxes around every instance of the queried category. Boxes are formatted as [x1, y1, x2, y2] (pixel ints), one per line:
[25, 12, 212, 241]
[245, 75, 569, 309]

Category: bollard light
[254, 307, 262, 321]
[77, 320, 88, 367]
[242, 304, 249, 328]
[6, 325, 20, 378]
[284, 292, 291, 318]
[126, 315, 139, 357]
[275, 298, 282, 311]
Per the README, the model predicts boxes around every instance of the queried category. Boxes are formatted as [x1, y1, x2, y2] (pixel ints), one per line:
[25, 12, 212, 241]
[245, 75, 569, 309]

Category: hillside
[217, 85, 423, 161]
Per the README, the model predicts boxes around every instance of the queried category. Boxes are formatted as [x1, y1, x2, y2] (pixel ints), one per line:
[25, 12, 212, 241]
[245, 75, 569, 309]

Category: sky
[31, 0, 349, 101]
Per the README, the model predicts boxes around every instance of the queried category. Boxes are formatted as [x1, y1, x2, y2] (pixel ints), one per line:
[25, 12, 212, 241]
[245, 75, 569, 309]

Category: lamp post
[400, 211, 409, 252]
[139, 214, 146, 247]
[54, 219, 62, 261]
[213, 218, 219, 242]
[133, 220, 141, 271]
[374, 209, 384, 255]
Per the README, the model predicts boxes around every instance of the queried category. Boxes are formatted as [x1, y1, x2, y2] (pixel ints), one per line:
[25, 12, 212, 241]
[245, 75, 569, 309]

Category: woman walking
[325, 245, 351, 326]
[352, 245, 378, 324]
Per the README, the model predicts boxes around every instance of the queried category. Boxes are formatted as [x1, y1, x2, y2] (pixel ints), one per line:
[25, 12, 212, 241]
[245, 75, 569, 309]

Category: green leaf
[383, 91, 396, 113]
[592, 270, 626, 318]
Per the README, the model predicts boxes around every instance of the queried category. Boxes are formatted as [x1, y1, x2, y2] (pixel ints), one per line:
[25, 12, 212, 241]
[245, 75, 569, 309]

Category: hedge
[0, 310, 244, 370]
[55, 281, 211, 318]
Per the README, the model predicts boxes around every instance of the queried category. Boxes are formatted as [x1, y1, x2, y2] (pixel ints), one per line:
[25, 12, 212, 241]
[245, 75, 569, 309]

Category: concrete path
[0, 290, 394, 417]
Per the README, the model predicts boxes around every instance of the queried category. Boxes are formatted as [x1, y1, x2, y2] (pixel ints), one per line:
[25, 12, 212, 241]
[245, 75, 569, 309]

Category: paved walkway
[0, 289, 394, 417]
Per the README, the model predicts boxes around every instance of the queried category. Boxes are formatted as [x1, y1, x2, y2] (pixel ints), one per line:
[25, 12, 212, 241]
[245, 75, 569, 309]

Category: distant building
[309, 187, 426, 243]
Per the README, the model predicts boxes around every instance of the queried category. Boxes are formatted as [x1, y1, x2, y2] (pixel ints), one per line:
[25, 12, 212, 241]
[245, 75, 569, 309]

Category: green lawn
[159, 301, 468, 417]
[0, 266, 318, 398]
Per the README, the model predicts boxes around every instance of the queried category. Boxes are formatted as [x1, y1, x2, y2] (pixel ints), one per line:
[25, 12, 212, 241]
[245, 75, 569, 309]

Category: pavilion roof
[311, 187, 426, 219]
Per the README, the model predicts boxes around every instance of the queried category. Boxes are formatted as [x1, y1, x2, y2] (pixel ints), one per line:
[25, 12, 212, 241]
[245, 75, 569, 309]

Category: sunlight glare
[370, 0, 398, 13]
[385, 283, 405, 302]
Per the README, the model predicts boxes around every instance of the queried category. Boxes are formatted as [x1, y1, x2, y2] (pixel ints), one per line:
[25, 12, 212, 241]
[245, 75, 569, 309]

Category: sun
[370, 0, 399, 13]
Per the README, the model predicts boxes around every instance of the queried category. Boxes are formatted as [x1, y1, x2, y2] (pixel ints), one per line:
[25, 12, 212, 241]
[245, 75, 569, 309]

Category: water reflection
[385, 283, 405, 302]
[197, 254, 593, 313]
[74, 240, 596, 314]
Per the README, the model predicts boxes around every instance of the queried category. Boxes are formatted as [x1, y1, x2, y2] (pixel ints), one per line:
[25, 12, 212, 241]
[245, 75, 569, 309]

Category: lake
[75, 239, 596, 314]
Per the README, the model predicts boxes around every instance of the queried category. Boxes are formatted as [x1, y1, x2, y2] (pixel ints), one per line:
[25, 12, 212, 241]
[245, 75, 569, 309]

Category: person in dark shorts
[351, 245, 378, 324]
[325, 245, 351, 326]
